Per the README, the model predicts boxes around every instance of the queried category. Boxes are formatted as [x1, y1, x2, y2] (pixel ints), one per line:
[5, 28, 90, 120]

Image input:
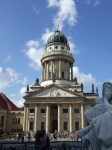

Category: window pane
[63, 122, 67, 130]
[63, 109, 68, 113]
[75, 121, 79, 131]
[74, 109, 80, 113]
[40, 109, 46, 113]
[30, 109, 35, 113]
[18, 118, 20, 124]
[29, 122, 33, 130]
[41, 122, 45, 130]
[62, 72, 64, 78]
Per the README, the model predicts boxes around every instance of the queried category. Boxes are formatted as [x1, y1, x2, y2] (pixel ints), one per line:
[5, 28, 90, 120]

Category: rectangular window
[62, 72, 64, 78]
[29, 122, 33, 130]
[75, 121, 79, 131]
[40, 109, 46, 113]
[74, 108, 80, 113]
[18, 118, 20, 124]
[63, 109, 68, 113]
[12, 117, 17, 124]
[30, 109, 35, 113]
[63, 122, 67, 130]
[41, 122, 45, 130]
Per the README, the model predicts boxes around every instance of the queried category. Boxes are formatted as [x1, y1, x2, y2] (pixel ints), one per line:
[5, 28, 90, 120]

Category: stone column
[69, 103, 73, 133]
[46, 62, 49, 80]
[66, 61, 69, 80]
[51, 60, 53, 79]
[80, 103, 84, 128]
[23, 104, 27, 132]
[58, 104, 61, 133]
[71, 64, 73, 81]
[26, 104, 29, 132]
[34, 103, 38, 132]
[42, 64, 44, 81]
[59, 60, 61, 78]
[44, 63, 46, 81]
[46, 104, 50, 133]
[53, 61, 55, 73]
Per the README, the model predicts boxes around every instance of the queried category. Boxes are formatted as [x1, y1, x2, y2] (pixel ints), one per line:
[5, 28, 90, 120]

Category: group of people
[50, 132, 61, 141]
[16, 131, 31, 142]
[16, 131, 25, 142]
[77, 82, 112, 150]
[34, 129, 50, 150]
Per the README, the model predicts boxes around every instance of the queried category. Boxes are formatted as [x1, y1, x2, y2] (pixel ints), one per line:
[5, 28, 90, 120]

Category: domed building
[23, 28, 99, 134]
[0, 29, 99, 134]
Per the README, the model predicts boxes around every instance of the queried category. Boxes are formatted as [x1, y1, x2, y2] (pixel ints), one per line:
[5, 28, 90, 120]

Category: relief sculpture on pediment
[49, 90, 61, 97]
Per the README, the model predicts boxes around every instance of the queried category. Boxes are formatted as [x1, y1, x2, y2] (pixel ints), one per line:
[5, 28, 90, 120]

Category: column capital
[69, 103, 73, 106]
[80, 102, 85, 106]
[46, 103, 51, 106]
[35, 103, 39, 107]
[24, 103, 29, 107]
[57, 103, 62, 106]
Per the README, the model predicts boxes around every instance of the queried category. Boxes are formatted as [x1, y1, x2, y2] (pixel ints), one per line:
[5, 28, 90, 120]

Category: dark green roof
[47, 30, 67, 45]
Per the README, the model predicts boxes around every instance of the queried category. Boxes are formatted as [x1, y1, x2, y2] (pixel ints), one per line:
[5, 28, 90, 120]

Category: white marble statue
[78, 82, 112, 150]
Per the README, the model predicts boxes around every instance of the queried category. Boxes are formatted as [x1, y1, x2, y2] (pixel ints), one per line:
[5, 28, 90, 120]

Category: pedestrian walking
[28, 132, 31, 142]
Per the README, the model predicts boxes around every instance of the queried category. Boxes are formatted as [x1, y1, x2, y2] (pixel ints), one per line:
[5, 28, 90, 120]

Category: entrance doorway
[52, 120, 58, 133]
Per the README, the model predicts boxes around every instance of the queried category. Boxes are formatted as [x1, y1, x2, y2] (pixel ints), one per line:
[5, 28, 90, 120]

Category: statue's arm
[77, 125, 92, 137]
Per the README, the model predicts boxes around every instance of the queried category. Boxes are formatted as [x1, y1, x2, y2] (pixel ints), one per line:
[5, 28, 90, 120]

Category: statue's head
[102, 82, 112, 102]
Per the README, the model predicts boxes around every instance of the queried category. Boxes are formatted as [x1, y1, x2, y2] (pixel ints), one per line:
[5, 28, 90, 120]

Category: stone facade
[0, 29, 98, 134]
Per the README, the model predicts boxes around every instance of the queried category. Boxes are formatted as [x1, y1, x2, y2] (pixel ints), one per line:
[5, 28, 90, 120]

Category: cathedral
[0, 28, 98, 134]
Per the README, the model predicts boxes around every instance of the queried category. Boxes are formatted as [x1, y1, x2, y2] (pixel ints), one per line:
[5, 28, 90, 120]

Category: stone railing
[0, 141, 88, 150]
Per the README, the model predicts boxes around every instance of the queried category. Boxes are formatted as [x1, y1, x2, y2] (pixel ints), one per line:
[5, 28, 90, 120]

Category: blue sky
[0, 0, 112, 106]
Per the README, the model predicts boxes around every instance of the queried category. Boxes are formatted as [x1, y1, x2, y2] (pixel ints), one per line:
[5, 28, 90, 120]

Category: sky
[0, 0, 112, 107]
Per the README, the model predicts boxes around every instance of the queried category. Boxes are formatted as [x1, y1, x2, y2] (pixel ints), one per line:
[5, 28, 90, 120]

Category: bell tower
[41, 29, 74, 87]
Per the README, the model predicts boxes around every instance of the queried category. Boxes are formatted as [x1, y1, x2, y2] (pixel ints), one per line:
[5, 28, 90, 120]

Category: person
[76, 134, 79, 142]
[78, 82, 112, 150]
[34, 130, 43, 145]
[41, 130, 50, 150]
[21, 131, 25, 142]
[50, 133, 54, 141]
[57, 132, 61, 140]
[28, 132, 31, 142]
[18, 132, 22, 142]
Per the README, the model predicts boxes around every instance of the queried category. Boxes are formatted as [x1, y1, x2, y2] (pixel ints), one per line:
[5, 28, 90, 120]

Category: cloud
[24, 29, 53, 70]
[33, 6, 39, 15]
[73, 66, 102, 91]
[41, 28, 53, 44]
[47, 0, 78, 30]
[4, 55, 11, 62]
[67, 36, 80, 54]
[86, 0, 100, 6]
[0, 67, 28, 91]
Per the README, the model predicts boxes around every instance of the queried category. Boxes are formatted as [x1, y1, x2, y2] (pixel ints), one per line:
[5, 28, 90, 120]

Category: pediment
[29, 85, 83, 98]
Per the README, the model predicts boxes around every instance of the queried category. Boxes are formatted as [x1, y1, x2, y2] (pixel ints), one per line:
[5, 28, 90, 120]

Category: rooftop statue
[77, 82, 112, 150]
[34, 78, 39, 85]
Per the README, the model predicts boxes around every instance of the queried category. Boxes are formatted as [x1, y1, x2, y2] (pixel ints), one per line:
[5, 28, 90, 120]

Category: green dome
[47, 30, 67, 45]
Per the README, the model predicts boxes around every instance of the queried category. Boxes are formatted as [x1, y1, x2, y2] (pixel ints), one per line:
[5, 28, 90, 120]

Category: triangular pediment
[26, 84, 83, 98]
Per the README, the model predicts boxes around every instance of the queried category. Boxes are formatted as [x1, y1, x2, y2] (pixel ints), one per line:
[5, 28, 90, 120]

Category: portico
[23, 29, 98, 134]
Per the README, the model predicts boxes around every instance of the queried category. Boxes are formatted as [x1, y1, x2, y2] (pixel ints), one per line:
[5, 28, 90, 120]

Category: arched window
[1, 116, 4, 127]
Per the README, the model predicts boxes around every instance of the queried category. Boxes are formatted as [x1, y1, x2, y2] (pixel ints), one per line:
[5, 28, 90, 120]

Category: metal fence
[0, 141, 88, 150]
